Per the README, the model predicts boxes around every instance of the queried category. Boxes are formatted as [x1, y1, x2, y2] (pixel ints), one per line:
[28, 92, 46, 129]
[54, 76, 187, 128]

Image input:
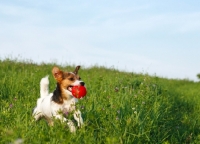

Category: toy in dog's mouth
[71, 85, 87, 99]
[67, 85, 87, 98]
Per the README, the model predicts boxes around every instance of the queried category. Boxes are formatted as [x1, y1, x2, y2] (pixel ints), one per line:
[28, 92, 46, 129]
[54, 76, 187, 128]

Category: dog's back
[33, 76, 50, 120]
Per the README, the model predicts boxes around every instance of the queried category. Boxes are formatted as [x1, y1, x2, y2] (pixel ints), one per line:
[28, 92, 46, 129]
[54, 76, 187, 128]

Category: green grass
[0, 58, 200, 144]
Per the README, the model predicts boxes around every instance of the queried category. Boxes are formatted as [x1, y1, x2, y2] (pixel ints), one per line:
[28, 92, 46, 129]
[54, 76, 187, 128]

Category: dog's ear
[73, 65, 80, 75]
[52, 67, 63, 82]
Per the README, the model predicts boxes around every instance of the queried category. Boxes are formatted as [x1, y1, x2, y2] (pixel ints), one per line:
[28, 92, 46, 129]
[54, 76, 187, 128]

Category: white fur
[33, 76, 83, 132]
[40, 76, 49, 97]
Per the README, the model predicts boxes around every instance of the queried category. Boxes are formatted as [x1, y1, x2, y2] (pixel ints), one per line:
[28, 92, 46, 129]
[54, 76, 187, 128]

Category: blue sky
[0, 1, 200, 81]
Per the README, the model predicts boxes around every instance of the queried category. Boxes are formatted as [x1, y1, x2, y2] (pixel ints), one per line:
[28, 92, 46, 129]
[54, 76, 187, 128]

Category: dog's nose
[80, 82, 85, 86]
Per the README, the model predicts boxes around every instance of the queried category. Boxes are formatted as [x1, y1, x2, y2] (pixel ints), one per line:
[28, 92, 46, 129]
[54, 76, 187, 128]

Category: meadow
[0, 58, 200, 144]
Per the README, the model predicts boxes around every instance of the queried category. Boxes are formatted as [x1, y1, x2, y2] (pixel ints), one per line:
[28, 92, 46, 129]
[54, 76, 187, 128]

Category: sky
[0, 0, 200, 81]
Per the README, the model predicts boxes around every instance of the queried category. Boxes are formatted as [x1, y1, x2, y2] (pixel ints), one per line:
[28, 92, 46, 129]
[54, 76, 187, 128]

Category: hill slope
[0, 59, 200, 143]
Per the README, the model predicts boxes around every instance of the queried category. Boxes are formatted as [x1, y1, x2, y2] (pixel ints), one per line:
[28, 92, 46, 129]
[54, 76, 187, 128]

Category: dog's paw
[70, 125, 76, 133]
[67, 120, 76, 133]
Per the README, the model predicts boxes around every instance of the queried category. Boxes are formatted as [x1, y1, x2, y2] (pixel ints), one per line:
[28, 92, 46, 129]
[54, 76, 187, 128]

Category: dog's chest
[62, 98, 77, 113]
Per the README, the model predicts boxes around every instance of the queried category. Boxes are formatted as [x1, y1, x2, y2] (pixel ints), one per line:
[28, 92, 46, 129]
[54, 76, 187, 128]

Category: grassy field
[0, 58, 200, 144]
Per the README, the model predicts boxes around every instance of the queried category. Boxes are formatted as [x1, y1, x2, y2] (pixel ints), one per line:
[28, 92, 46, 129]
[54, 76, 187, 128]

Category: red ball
[72, 85, 87, 99]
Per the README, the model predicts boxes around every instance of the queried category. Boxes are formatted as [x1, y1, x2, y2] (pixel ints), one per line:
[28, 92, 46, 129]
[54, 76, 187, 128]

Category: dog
[33, 66, 84, 132]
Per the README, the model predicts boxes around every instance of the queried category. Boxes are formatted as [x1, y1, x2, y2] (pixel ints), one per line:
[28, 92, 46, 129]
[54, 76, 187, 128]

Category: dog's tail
[40, 75, 49, 97]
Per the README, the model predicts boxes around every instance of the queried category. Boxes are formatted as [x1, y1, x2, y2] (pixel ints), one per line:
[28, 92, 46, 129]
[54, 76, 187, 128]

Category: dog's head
[52, 66, 85, 97]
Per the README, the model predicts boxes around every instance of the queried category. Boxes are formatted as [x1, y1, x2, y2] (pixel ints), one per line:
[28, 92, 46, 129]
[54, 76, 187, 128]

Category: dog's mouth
[67, 86, 73, 92]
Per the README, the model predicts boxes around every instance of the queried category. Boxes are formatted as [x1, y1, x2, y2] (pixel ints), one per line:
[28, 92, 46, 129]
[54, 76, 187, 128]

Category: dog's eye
[69, 78, 74, 81]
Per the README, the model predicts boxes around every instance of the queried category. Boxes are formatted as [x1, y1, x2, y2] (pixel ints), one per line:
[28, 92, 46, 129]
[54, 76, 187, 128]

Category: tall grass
[0, 58, 200, 143]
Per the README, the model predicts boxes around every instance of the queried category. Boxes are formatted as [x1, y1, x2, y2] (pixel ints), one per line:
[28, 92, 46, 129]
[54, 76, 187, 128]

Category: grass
[0, 58, 200, 143]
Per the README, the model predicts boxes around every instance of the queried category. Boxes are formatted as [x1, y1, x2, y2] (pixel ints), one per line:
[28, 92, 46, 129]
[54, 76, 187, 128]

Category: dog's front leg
[73, 110, 83, 128]
[54, 115, 76, 133]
